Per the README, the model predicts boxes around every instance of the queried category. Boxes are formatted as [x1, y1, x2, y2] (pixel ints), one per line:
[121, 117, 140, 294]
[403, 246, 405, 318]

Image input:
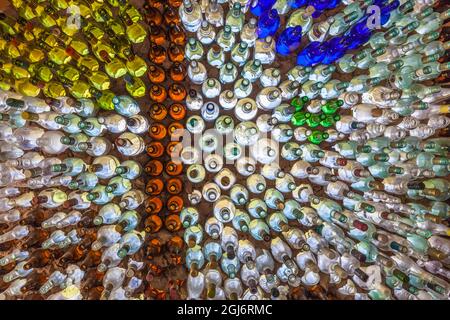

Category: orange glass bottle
[145, 197, 164, 215]
[143, 4, 163, 24]
[165, 160, 183, 176]
[168, 83, 187, 101]
[147, 65, 166, 84]
[148, 123, 167, 140]
[169, 62, 186, 82]
[169, 103, 186, 120]
[146, 178, 164, 195]
[168, 0, 182, 7]
[168, 122, 184, 140]
[149, 103, 168, 121]
[145, 159, 164, 176]
[163, 6, 180, 24]
[167, 177, 182, 194]
[149, 84, 167, 103]
[168, 23, 186, 45]
[165, 214, 182, 232]
[148, 22, 166, 45]
[146, 238, 162, 257]
[144, 214, 163, 233]
[80, 250, 102, 271]
[168, 43, 184, 63]
[166, 141, 182, 157]
[167, 235, 184, 254]
[23, 249, 53, 269]
[146, 141, 165, 157]
[148, 43, 166, 65]
[145, 1, 164, 11]
[167, 195, 183, 213]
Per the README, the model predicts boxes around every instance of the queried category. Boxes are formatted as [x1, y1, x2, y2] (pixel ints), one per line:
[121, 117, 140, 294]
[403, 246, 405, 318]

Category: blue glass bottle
[276, 26, 303, 56]
[322, 37, 348, 64]
[380, 0, 400, 26]
[257, 9, 280, 38]
[345, 17, 372, 50]
[290, 0, 309, 9]
[310, 0, 340, 18]
[250, 0, 277, 17]
[296, 41, 327, 66]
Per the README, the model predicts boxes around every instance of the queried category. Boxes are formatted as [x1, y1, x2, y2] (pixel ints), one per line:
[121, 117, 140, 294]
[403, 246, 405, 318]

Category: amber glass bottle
[167, 195, 183, 213]
[169, 103, 186, 120]
[168, 122, 184, 140]
[147, 65, 166, 84]
[144, 214, 163, 233]
[166, 177, 182, 194]
[165, 214, 182, 232]
[145, 159, 164, 176]
[145, 197, 164, 215]
[168, 23, 186, 45]
[148, 122, 167, 140]
[146, 178, 164, 195]
[146, 141, 165, 157]
[149, 103, 168, 121]
[169, 62, 186, 82]
[168, 83, 186, 101]
[167, 43, 183, 62]
[148, 22, 166, 45]
[149, 84, 167, 102]
[148, 43, 166, 64]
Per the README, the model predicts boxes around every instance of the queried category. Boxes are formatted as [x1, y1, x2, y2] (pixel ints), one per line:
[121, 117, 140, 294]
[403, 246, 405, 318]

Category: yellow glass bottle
[100, 50, 127, 79]
[123, 48, 147, 78]
[124, 74, 146, 98]
[120, 13, 147, 44]
[90, 87, 115, 110]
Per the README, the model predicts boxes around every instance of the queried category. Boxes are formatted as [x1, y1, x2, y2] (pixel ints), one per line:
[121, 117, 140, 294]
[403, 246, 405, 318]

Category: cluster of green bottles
[0, 0, 148, 109]
[290, 96, 343, 144]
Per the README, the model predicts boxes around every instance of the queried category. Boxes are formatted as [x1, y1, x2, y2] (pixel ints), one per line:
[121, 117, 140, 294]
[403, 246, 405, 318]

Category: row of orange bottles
[144, 0, 185, 237]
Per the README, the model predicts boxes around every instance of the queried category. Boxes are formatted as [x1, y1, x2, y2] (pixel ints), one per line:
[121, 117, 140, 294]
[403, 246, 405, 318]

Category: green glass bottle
[290, 96, 309, 111]
[321, 100, 343, 115]
[307, 130, 329, 145]
[291, 111, 311, 126]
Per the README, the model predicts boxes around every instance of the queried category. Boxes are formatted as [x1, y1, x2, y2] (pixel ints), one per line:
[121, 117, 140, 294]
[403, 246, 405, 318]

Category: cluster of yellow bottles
[0, 0, 148, 109]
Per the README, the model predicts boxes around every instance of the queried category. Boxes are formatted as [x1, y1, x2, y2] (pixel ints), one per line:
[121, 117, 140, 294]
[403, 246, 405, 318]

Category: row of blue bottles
[296, 0, 400, 66]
